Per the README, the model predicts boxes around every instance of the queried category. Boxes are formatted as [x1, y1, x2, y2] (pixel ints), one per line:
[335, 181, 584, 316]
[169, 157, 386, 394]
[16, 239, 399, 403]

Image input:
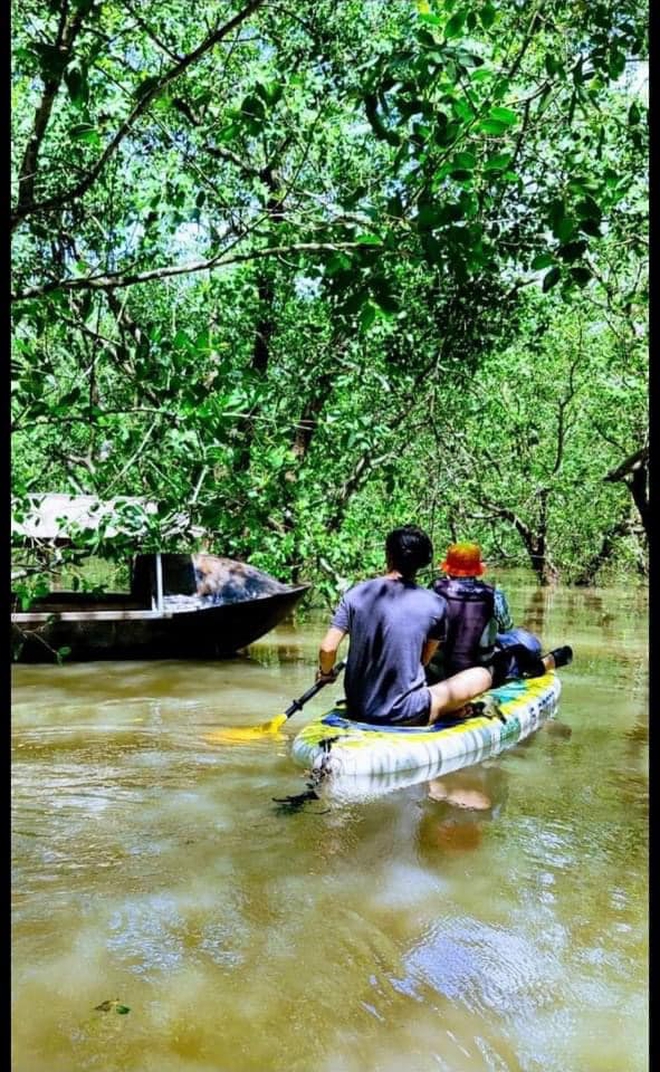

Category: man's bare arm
[421, 638, 440, 666]
[317, 626, 347, 679]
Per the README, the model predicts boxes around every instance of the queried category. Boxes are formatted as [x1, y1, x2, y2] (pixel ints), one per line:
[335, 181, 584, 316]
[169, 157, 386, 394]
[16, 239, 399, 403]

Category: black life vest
[430, 577, 496, 674]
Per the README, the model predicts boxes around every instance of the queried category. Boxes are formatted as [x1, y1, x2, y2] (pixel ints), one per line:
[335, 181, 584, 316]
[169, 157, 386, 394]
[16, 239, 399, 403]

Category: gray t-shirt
[331, 576, 447, 724]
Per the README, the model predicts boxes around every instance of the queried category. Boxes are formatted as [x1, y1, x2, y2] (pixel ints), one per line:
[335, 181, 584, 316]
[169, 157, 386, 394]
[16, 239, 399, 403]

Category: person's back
[333, 575, 447, 723]
[431, 574, 496, 676]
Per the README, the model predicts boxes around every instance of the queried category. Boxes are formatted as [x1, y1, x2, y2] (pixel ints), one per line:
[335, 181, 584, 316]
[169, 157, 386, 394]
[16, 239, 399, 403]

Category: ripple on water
[397, 913, 566, 1015]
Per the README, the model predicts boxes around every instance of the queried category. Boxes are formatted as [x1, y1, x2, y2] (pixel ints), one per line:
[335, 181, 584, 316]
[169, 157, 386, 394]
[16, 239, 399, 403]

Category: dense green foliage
[12, 0, 648, 601]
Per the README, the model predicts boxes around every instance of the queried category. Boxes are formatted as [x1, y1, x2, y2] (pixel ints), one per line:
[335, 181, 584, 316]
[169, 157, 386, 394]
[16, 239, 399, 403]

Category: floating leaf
[94, 998, 129, 1013]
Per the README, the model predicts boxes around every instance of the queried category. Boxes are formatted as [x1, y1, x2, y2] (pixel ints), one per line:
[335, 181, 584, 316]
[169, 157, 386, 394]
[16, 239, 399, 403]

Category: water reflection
[416, 763, 510, 857]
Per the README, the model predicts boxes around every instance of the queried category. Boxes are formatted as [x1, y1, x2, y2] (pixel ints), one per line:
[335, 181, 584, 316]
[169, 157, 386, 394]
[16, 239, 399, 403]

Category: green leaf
[30, 42, 68, 79]
[452, 151, 476, 169]
[360, 301, 378, 331]
[354, 234, 382, 246]
[445, 10, 467, 38]
[570, 265, 592, 287]
[488, 106, 517, 126]
[479, 3, 496, 29]
[325, 252, 353, 277]
[477, 118, 508, 135]
[483, 151, 513, 171]
[371, 282, 399, 315]
[577, 218, 602, 238]
[254, 80, 283, 107]
[531, 253, 554, 270]
[557, 239, 587, 262]
[452, 98, 476, 122]
[364, 94, 400, 146]
[64, 63, 88, 107]
[608, 49, 626, 80]
[545, 53, 561, 76]
[420, 234, 444, 264]
[69, 123, 100, 147]
[575, 196, 602, 220]
[542, 266, 561, 292]
[554, 216, 576, 242]
[417, 202, 443, 230]
[628, 102, 641, 125]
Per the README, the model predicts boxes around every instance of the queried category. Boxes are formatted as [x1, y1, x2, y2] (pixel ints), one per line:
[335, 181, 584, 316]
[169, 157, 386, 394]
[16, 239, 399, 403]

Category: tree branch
[16, 0, 93, 214]
[11, 0, 267, 229]
[12, 240, 380, 301]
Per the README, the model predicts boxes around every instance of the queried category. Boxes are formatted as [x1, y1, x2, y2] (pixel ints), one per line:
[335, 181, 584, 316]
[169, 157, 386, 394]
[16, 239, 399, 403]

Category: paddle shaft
[284, 660, 346, 719]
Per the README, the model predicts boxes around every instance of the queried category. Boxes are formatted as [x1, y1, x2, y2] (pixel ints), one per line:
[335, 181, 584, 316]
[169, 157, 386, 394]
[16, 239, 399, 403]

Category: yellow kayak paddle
[203, 660, 346, 743]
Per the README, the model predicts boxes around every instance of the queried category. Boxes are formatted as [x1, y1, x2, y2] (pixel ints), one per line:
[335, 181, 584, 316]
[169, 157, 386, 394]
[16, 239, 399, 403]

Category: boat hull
[12, 587, 308, 662]
[291, 673, 561, 794]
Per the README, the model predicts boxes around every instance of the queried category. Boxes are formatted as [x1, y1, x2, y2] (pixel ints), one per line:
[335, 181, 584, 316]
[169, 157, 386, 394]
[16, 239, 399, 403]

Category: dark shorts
[355, 686, 432, 727]
[391, 685, 433, 725]
[488, 628, 544, 686]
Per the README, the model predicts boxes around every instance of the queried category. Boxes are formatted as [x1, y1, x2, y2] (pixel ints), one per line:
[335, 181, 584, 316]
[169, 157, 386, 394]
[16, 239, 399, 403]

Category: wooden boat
[11, 552, 309, 663]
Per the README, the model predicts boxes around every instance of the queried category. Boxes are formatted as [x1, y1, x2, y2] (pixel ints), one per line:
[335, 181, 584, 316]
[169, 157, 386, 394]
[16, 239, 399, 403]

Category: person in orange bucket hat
[440, 542, 487, 577]
[427, 541, 572, 687]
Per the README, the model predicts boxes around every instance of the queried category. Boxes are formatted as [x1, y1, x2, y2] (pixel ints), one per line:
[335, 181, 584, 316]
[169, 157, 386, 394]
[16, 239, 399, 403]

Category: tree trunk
[573, 518, 633, 586]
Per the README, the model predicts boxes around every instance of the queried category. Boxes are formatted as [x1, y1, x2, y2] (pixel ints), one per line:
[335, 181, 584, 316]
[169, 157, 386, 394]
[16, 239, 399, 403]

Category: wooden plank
[12, 610, 174, 623]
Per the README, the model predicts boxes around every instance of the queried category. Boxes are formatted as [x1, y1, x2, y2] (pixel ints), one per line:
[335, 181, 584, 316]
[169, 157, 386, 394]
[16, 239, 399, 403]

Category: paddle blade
[203, 713, 288, 744]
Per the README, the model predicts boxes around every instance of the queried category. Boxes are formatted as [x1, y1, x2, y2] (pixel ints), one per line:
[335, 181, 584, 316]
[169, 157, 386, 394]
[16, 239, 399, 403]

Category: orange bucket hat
[440, 542, 486, 577]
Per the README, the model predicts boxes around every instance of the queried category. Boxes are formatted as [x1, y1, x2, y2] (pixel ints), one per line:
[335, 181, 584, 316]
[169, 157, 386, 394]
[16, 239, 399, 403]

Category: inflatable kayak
[291, 672, 561, 790]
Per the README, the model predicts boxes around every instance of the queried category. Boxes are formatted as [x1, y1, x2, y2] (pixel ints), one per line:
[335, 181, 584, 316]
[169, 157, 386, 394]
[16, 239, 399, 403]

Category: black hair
[385, 525, 433, 579]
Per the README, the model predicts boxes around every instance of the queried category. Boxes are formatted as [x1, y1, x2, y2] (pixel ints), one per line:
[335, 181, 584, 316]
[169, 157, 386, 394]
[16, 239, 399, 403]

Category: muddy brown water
[12, 580, 648, 1072]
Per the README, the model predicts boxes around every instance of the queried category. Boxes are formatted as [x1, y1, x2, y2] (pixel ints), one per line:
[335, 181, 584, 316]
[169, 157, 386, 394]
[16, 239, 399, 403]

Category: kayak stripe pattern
[291, 672, 561, 780]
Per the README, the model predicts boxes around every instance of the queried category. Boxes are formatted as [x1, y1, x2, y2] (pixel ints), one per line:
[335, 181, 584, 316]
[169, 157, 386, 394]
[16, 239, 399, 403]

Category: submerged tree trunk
[573, 518, 634, 586]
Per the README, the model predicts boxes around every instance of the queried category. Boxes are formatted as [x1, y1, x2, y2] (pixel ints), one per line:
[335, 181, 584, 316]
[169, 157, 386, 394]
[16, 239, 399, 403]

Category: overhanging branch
[12, 240, 381, 301]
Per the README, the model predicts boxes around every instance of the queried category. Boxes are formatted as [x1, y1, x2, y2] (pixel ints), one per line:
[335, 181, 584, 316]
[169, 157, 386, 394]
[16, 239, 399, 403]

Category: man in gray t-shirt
[317, 526, 496, 725]
[330, 576, 446, 723]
